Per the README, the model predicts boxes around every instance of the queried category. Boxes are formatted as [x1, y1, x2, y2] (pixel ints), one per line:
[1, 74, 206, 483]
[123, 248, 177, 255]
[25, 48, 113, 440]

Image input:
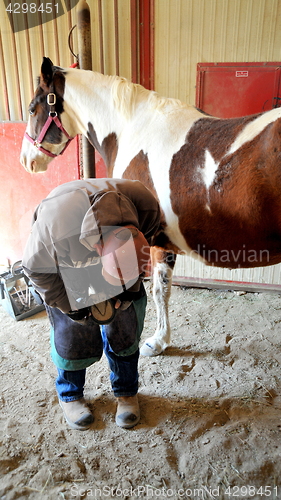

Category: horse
[20, 57, 281, 356]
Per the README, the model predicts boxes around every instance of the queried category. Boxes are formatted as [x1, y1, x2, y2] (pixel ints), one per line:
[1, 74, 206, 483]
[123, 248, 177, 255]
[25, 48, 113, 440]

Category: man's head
[95, 226, 150, 287]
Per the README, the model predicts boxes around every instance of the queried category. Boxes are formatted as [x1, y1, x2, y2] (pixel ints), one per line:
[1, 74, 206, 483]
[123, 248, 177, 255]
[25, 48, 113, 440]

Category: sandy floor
[1, 281, 281, 500]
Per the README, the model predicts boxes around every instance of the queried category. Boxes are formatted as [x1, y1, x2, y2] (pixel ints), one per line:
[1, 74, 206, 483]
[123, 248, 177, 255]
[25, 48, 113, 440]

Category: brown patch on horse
[153, 230, 183, 255]
[28, 69, 66, 145]
[185, 114, 259, 162]
[122, 150, 168, 227]
[169, 114, 281, 268]
[150, 246, 177, 271]
[87, 123, 118, 175]
[123, 150, 158, 199]
[38, 58, 66, 103]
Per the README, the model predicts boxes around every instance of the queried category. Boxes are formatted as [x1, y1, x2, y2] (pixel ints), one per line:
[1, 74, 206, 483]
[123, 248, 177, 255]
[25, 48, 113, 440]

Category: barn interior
[1, 1, 281, 498]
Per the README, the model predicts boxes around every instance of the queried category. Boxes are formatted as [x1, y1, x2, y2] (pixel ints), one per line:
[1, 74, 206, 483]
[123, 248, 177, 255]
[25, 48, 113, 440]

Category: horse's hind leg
[140, 247, 177, 356]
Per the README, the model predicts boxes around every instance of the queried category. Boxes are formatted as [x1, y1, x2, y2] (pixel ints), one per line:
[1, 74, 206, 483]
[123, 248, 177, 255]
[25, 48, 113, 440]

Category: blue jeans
[56, 325, 139, 402]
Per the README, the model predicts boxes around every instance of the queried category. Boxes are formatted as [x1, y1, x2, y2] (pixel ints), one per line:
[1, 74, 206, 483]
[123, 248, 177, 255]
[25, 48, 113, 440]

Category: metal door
[196, 62, 281, 118]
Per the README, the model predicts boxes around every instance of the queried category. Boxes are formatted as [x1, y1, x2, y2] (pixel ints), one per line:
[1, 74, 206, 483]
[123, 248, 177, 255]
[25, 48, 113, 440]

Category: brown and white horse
[20, 57, 281, 356]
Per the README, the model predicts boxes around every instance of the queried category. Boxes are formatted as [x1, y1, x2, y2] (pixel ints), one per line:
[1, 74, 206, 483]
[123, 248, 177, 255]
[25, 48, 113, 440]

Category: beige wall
[154, 0, 281, 105]
[0, 0, 132, 121]
[3, 0, 281, 119]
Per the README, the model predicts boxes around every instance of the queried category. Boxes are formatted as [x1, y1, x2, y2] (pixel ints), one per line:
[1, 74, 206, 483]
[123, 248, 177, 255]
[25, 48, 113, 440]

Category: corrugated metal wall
[154, 0, 281, 104]
[154, 0, 281, 287]
[0, 0, 133, 121]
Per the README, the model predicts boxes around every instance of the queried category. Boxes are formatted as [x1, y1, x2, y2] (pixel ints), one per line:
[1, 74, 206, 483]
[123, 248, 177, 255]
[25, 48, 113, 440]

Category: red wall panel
[0, 122, 80, 265]
[95, 151, 107, 178]
[196, 62, 281, 118]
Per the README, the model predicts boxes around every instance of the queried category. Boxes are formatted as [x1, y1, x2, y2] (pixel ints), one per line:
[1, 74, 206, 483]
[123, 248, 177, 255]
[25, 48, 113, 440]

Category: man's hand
[114, 299, 122, 309]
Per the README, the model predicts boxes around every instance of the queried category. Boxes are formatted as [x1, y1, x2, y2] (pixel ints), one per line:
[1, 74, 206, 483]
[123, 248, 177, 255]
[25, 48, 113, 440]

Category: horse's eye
[29, 109, 35, 116]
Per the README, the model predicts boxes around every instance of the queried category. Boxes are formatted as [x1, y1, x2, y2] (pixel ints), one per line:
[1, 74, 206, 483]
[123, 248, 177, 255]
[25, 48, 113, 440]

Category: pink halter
[24, 93, 73, 158]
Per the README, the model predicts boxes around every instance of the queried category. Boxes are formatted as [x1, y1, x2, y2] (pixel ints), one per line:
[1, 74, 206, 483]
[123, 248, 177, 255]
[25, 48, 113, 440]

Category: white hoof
[140, 339, 165, 356]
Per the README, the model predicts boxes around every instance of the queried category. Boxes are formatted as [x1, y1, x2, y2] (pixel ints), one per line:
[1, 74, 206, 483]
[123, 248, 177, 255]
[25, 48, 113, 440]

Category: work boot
[115, 395, 140, 429]
[59, 398, 94, 430]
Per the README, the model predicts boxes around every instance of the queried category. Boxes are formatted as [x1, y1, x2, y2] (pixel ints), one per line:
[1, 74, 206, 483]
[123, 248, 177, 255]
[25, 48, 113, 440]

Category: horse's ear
[40, 57, 54, 88]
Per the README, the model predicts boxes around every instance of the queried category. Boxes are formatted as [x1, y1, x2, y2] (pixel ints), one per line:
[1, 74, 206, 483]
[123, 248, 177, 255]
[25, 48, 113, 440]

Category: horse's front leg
[140, 247, 177, 356]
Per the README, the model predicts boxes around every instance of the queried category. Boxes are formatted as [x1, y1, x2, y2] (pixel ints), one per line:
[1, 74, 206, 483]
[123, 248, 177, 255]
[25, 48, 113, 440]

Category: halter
[24, 93, 73, 158]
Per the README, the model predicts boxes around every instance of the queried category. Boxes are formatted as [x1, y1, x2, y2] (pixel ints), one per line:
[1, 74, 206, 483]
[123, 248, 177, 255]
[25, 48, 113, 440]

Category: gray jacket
[22, 178, 161, 313]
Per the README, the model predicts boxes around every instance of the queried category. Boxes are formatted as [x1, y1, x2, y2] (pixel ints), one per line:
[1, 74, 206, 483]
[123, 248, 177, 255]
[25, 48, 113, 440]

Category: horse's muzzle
[20, 154, 46, 173]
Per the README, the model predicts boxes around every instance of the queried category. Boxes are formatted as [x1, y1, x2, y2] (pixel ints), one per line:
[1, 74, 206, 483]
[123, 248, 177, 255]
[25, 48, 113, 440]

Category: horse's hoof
[140, 341, 163, 356]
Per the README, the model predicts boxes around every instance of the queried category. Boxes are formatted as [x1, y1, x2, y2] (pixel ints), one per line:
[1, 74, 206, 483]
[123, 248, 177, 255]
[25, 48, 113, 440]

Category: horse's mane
[108, 74, 190, 117]
[62, 68, 193, 118]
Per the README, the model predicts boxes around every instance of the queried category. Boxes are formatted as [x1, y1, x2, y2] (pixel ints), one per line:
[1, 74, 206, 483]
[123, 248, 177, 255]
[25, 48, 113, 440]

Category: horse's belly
[177, 208, 281, 268]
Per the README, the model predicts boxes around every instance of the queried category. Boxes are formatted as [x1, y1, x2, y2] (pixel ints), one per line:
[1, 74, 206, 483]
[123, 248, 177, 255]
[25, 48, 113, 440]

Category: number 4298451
[6, 3, 59, 14]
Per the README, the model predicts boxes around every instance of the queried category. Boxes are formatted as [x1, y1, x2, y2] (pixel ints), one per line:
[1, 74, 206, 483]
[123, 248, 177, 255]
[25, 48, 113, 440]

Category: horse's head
[20, 57, 74, 173]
